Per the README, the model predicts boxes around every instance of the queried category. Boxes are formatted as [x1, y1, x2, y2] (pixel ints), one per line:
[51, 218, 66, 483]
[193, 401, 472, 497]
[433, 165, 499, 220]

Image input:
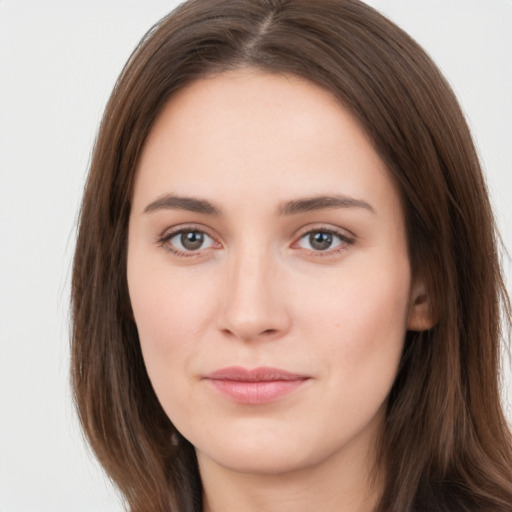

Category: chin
[193, 426, 342, 477]
[199, 445, 314, 475]
[189, 406, 386, 479]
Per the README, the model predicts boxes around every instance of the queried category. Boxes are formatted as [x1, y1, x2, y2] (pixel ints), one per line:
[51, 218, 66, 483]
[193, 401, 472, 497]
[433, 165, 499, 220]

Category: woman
[71, 0, 512, 511]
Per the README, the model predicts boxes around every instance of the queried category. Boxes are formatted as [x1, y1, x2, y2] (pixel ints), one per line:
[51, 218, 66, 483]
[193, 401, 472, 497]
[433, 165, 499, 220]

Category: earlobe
[407, 282, 437, 332]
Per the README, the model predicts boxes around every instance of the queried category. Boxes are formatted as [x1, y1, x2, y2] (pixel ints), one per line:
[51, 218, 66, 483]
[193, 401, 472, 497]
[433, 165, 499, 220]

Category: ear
[407, 280, 437, 332]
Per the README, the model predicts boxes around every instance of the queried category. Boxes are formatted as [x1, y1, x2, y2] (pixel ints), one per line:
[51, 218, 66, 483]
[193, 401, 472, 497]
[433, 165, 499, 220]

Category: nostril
[220, 327, 280, 341]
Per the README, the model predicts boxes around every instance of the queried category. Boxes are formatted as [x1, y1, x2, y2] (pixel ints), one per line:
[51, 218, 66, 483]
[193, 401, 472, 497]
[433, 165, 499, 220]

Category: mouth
[202, 366, 311, 404]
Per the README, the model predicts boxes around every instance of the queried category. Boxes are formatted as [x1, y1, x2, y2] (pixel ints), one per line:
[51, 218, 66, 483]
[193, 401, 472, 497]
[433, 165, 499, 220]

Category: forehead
[141, 68, 373, 164]
[133, 68, 399, 217]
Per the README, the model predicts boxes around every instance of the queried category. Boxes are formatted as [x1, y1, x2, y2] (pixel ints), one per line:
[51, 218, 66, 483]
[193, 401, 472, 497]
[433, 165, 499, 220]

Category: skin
[127, 68, 431, 512]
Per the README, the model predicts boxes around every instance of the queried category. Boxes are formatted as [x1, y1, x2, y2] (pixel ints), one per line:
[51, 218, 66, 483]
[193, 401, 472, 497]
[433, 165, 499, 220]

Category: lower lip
[206, 379, 308, 404]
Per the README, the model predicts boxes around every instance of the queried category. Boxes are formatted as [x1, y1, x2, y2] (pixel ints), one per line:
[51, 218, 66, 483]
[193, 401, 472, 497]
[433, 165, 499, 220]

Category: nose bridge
[219, 237, 289, 341]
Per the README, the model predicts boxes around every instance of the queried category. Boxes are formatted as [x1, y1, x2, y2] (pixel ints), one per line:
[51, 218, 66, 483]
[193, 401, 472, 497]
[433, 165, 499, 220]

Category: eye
[295, 229, 352, 253]
[160, 228, 218, 255]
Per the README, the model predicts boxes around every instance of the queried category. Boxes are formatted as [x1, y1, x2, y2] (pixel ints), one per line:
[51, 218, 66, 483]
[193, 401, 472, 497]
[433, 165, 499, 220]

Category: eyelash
[157, 225, 354, 258]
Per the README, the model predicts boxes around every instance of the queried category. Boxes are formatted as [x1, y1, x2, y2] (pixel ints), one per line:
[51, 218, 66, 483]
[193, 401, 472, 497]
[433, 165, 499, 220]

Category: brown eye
[309, 231, 333, 251]
[180, 231, 204, 251]
[296, 229, 351, 253]
[165, 229, 216, 253]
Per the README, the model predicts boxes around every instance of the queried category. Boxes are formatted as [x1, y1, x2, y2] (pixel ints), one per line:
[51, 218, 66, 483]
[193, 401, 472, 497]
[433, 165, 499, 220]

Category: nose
[217, 246, 291, 342]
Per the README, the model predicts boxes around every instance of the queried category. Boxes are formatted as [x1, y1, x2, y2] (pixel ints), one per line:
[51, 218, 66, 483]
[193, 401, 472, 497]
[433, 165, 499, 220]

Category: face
[127, 69, 423, 478]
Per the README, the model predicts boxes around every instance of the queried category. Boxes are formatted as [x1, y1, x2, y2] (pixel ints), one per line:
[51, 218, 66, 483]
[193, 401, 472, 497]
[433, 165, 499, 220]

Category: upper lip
[204, 366, 309, 382]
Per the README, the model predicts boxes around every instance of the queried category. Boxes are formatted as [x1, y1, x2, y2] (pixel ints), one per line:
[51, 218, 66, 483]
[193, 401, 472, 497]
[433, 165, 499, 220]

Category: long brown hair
[71, 1, 512, 511]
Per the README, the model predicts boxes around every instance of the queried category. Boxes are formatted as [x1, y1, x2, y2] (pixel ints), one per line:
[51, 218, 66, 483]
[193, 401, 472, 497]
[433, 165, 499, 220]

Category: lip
[203, 366, 310, 404]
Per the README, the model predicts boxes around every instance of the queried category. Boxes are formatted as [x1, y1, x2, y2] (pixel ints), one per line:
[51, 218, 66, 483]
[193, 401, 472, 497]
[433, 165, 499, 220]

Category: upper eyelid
[292, 223, 355, 241]
[158, 223, 218, 240]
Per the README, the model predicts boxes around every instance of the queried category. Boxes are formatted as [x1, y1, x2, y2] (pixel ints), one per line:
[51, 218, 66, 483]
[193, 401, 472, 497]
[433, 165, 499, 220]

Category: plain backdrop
[0, 1, 511, 511]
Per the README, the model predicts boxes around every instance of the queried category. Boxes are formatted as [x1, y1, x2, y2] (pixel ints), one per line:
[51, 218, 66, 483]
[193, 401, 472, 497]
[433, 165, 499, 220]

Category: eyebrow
[280, 195, 375, 215]
[143, 193, 375, 216]
[143, 194, 221, 215]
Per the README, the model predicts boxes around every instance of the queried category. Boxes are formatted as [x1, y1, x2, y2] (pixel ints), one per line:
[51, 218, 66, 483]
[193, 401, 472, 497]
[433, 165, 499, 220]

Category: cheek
[127, 251, 219, 392]
[296, 255, 411, 388]
[292, 263, 410, 455]
[127, 266, 218, 426]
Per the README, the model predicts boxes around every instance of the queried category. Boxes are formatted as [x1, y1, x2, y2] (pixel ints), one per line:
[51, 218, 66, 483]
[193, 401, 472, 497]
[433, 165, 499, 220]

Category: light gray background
[0, 1, 511, 511]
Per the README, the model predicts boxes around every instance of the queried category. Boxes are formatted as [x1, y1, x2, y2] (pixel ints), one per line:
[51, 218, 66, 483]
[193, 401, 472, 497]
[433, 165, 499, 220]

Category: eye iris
[181, 231, 204, 250]
[310, 231, 333, 250]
